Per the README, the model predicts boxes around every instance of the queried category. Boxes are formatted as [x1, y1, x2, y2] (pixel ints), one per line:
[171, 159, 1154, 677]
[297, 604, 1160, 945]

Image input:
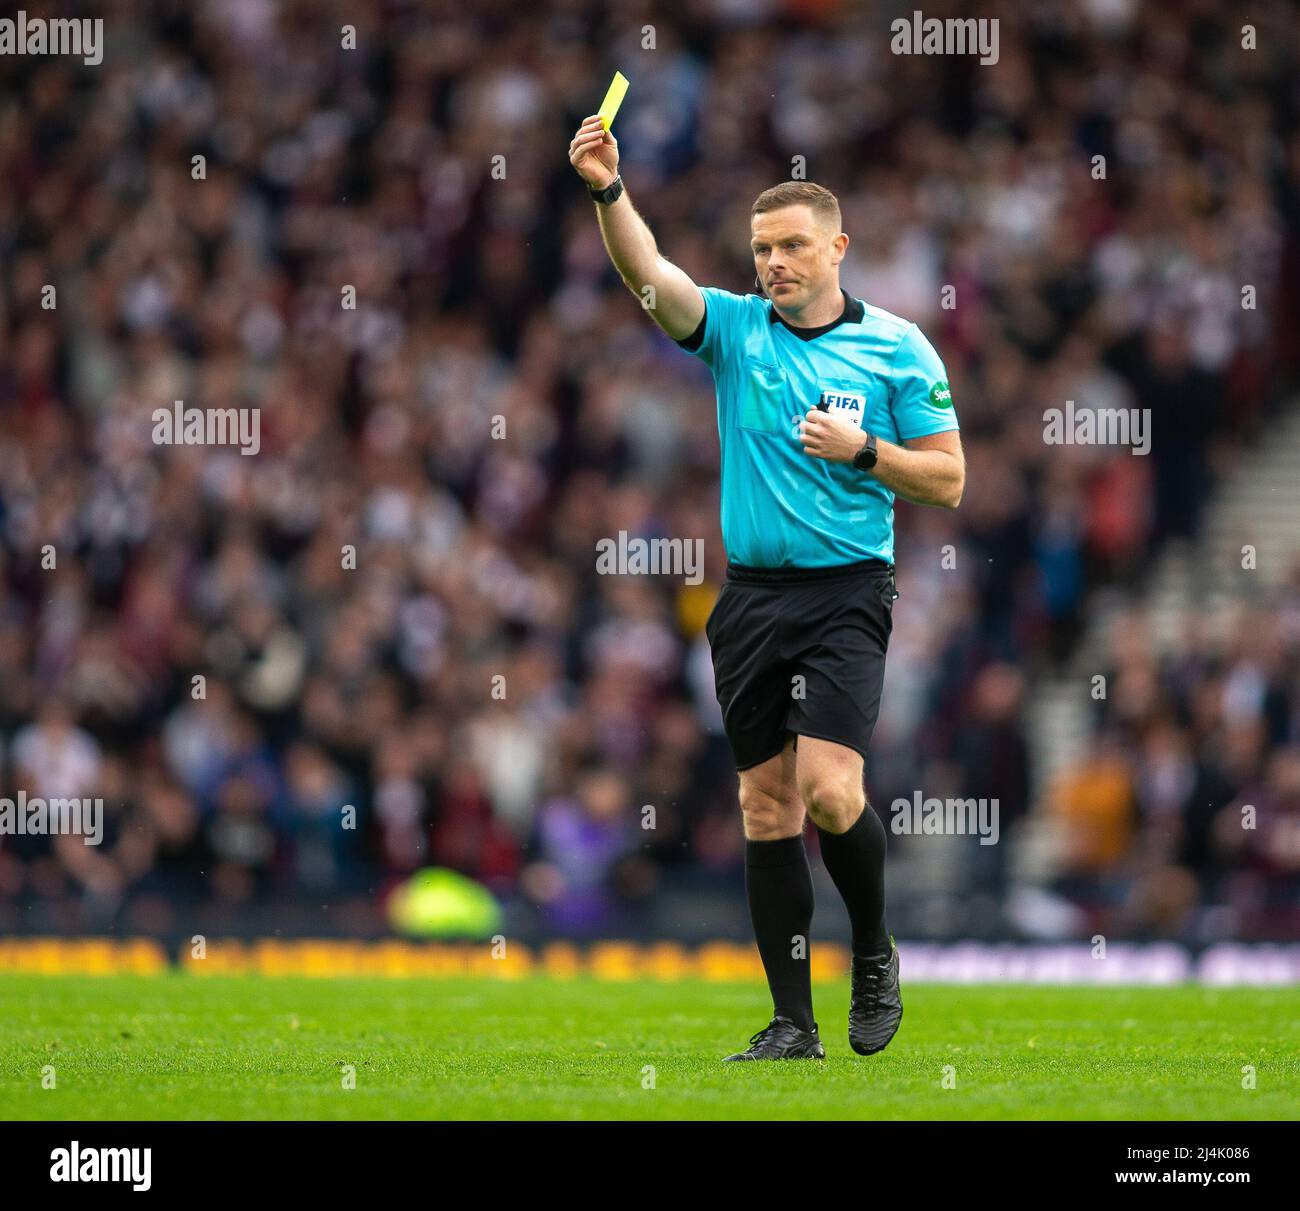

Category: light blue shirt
[677, 286, 958, 567]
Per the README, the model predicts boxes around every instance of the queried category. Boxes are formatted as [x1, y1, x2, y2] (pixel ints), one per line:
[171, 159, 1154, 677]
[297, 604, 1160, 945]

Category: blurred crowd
[1, 0, 1297, 940]
[1041, 590, 1300, 942]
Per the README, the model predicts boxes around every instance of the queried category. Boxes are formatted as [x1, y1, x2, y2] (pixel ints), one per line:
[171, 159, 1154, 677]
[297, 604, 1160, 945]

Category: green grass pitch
[0, 975, 1296, 1120]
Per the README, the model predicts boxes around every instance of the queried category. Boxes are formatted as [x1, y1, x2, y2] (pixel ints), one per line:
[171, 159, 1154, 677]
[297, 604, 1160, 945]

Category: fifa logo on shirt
[818, 388, 866, 428]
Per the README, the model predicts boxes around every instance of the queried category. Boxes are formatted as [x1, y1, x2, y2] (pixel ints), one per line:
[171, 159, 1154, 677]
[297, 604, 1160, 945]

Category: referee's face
[750, 205, 846, 311]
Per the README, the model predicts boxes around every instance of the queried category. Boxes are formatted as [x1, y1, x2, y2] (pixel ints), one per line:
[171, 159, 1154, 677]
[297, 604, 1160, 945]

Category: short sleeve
[675, 286, 751, 372]
[889, 324, 959, 439]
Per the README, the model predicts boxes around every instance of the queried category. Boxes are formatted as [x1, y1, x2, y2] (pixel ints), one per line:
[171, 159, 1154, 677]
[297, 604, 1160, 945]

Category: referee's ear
[754, 275, 767, 297]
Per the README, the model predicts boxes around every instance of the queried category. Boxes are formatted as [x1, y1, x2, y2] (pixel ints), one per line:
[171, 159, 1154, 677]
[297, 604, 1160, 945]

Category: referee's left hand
[799, 408, 865, 464]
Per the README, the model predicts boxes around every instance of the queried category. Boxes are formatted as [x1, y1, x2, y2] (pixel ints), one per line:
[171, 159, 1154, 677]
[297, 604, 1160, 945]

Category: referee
[570, 116, 964, 1060]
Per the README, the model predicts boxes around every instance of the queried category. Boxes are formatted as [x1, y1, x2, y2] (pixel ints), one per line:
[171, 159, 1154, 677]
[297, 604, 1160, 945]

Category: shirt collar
[768, 288, 864, 336]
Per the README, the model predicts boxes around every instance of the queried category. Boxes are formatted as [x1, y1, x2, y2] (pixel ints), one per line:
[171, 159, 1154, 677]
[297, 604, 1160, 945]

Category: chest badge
[817, 387, 867, 429]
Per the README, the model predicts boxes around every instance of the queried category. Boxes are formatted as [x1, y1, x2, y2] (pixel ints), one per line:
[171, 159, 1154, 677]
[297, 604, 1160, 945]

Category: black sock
[816, 804, 890, 959]
[744, 834, 815, 1032]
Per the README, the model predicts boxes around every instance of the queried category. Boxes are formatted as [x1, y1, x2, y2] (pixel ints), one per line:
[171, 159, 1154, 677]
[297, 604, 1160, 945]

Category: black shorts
[705, 558, 896, 772]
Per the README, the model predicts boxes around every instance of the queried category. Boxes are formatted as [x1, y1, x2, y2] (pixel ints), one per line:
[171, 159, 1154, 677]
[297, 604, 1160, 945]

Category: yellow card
[597, 71, 629, 131]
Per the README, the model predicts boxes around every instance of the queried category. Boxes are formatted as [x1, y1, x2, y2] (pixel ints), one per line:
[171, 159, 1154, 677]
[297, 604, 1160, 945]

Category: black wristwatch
[853, 431, 879, 471]
[587, 174, 624, 205]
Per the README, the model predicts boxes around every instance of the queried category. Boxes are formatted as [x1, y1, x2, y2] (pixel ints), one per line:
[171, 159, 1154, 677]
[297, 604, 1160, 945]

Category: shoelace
[852, 960, 886, 1010]
[745, 1019, 786, 1050]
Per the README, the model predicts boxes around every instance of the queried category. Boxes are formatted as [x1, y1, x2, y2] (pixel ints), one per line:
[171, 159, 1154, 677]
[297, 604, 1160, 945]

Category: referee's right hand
[569, 115, 619, 190]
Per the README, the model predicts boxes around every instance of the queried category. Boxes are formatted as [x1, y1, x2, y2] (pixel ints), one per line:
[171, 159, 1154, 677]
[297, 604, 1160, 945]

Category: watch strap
[587, 174, 624, 205]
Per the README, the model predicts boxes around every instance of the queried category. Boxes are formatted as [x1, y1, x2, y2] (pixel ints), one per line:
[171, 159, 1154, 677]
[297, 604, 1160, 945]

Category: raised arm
[569, 115, 704, 341]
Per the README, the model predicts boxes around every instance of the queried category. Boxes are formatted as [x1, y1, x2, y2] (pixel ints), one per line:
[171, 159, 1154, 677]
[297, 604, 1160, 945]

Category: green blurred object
[387, 867, 503, 938]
